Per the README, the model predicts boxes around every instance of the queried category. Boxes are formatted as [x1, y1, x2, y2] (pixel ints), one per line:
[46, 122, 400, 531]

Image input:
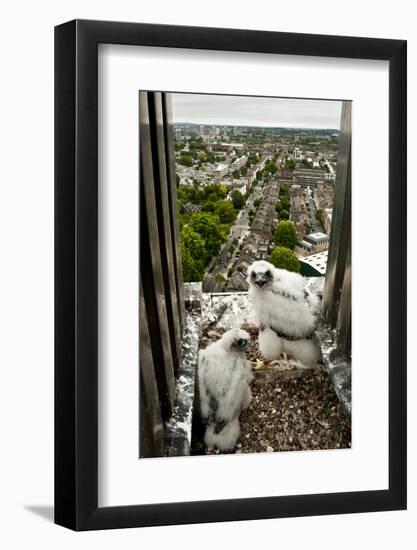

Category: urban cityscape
[174, 96, 341, 293]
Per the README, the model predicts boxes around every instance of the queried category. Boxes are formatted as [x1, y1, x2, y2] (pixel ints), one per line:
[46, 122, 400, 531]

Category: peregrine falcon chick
[247, 260, 321, 366]
[198, 328, 253, 452]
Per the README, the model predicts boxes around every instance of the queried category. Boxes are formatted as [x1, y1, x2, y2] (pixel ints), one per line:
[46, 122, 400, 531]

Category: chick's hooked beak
[254, 273, 269, 289]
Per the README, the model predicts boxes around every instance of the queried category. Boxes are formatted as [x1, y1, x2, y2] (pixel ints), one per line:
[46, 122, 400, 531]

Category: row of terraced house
[225, 180, 280, 291]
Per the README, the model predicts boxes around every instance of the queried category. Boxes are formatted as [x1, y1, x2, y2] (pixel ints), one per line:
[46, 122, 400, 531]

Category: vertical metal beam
[139, 281, 165, 458]
[139, 92, 176, 415]
[149, 92, 182, 370]
[162, 93, 186, 331]
[323, 101, 352, 327]
[336, 238, 351, 358]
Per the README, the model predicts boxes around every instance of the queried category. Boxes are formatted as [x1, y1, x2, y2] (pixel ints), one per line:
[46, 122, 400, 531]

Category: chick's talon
[252, 359, 265, 370]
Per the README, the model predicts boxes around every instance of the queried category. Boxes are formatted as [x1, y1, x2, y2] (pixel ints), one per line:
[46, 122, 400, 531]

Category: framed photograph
[55, 20, 407, 530]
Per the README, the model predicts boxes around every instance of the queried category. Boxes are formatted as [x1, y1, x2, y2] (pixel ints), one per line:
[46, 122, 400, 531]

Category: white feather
[204, 418, 241, 452]
[282, 338, 321, 366]
[258, 327, 283, 360]
[249, 281, 316, 339]
[305, 290, 321, 315]
[274, 267, 305, 300]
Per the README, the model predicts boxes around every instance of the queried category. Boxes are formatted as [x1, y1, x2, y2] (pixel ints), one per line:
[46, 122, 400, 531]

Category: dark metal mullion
[140, 196, 173, 417]
[139, 93, 175, 413]
[148, 93, 182, 370]
[139, 280, 165, 457]
[336, 237, 352, 357]
[140, 378, 154, 457]
[323, 101, 352, 327]
[162, 93, 186, 331]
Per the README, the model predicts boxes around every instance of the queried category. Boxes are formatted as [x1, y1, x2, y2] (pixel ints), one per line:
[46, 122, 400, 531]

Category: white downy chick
[247, 260, 321, 366]
[198, 328, 253, 451]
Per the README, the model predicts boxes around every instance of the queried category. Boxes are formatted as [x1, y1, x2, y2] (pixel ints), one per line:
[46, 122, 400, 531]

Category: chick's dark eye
[251, 272, 256, 279]
[265, 270, 271, 277]
[237, 338, 246, 346]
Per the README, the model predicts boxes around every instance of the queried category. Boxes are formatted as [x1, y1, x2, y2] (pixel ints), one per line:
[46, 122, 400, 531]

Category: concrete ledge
[315, 324, 351, 416]
[164, 284, 201, 457]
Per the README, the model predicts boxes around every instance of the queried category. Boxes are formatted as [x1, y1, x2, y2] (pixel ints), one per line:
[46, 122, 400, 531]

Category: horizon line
[174, 122, 340, 131]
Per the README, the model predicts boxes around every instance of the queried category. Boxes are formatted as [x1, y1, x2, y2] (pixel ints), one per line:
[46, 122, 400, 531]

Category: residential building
[231, 155, 248, 171]
[213, 163, 229, 179]
[294, 231, 330, 256]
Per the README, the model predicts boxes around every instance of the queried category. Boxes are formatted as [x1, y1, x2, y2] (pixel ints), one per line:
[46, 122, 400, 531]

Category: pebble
[197, 325, 351, 456]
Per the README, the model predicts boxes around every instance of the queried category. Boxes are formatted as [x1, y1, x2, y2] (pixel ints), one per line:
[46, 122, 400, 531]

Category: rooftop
[305, 232, 329, 243]
[298, 240, 314, 250]
[299, 250, 329, 275]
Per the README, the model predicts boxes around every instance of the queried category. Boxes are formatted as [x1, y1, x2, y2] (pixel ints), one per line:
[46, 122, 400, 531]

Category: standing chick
[247, 260, 321, 366]
[198, 329, 253, 452]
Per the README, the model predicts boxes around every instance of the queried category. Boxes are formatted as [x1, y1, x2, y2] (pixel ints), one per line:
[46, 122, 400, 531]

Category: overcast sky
[172, 93, 342, 129]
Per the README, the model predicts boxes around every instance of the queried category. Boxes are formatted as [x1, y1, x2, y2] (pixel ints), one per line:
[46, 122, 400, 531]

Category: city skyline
[172, 93, 343, 130]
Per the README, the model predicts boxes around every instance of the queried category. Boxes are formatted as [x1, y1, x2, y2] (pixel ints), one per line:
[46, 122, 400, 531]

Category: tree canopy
[274, 220, 298, 250]
[176, 183, 235, 281]
[180, 225, 205, 259]
[264, 159, 278, 174]
[276, 183, 290, 215]
[315, 208, 324, 223]
[283, 158, 296, 171]
[178, 155, 193, 167]
[180, 242, 205, 282]
[188, 212, 225, 259]
[230, 189, 245, 210]
[214, 200, 236, 224]
[269, 246, 301, 273]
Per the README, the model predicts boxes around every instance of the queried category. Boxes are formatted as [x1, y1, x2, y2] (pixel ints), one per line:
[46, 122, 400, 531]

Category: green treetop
[274, 220, 298, 250]
[188, 212, 225, 260]
[269, 246, 301, 273]
[214, 200, 236, 224]
[230, 189, 245, 210]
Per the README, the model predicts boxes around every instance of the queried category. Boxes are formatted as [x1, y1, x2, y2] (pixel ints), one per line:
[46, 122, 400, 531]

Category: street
[203, 179, 264, 291]
[203, 154, 273, 291]
[304, 187, 324, 233]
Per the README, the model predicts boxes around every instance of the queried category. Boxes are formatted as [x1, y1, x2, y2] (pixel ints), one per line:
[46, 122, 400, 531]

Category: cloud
[172, 93, 343, 129]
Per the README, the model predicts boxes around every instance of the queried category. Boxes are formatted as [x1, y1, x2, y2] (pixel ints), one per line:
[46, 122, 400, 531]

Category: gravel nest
[194, 324, 351, 455]
[237, 368, 351, 453]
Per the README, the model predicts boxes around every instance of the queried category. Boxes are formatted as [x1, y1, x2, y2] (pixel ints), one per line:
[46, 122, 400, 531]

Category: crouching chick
[198, 328, 253, 452]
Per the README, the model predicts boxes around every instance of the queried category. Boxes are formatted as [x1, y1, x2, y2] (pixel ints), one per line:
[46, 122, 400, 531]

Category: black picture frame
[55, 19, 407, 531]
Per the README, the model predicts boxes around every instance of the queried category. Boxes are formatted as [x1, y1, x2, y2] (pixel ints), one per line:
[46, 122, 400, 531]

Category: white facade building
[213, 163, 229, 178]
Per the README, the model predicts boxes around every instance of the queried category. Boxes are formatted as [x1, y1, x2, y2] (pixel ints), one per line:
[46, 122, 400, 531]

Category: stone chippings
[195, 291, 351, 455]
[237, 367, 351, 454]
